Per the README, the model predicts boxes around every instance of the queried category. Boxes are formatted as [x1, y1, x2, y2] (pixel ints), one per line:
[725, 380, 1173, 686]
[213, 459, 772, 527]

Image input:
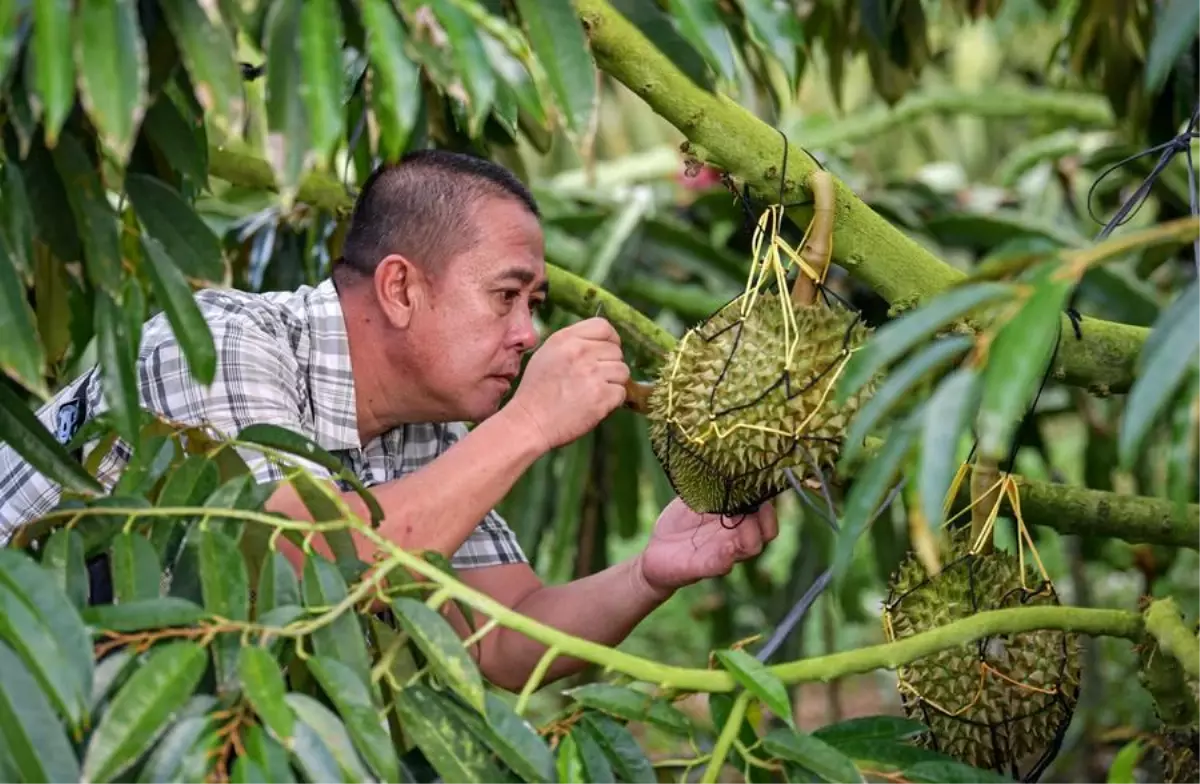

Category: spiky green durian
[646, 296, 873, 515]
[883, 524, 1083, 778]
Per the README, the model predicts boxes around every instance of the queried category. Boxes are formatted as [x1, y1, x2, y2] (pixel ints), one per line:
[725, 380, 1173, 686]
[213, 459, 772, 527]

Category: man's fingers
[571, 317, 622, 344]
[757, 503, 779, 542]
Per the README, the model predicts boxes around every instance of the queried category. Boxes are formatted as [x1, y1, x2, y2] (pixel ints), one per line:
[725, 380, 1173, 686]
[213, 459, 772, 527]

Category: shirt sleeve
[135, 320, 334, 485]
[438, 422, 529, 570]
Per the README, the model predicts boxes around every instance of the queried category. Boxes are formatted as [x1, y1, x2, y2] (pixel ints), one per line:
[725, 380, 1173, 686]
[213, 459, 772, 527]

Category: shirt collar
[303, 278, 362, 452]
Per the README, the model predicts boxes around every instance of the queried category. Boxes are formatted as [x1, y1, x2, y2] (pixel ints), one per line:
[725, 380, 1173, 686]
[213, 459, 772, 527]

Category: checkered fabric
[0, 278, 527, 570]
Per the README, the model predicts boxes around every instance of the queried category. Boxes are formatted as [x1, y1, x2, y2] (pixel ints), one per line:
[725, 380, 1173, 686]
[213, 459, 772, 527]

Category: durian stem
[790, 170, 835, 306]
[1144, 597, 1200, 681]
[701, 690, 751, 783]
[623, 379, 654, 414]
[969, 457, 1002, 554]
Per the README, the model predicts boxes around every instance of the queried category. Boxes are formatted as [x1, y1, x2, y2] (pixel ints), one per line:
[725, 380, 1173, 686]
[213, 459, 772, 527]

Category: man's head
[334, 150, 548, 426]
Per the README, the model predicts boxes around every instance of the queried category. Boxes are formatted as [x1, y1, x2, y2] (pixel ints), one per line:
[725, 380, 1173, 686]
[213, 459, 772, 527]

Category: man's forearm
[475, 554, 673, 692]
[269, 407, 545, 569]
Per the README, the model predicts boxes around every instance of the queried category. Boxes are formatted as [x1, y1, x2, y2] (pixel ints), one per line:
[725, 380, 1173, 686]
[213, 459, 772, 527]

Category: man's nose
[511, 311, 541, 352]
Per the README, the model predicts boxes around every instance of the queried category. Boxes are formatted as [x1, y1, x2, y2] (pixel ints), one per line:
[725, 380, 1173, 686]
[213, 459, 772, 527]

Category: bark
[572, 0, 1160, 395]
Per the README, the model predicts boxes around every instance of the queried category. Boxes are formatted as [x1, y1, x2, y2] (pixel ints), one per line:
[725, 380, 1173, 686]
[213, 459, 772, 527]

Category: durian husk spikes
[882, 464, 1080, 777]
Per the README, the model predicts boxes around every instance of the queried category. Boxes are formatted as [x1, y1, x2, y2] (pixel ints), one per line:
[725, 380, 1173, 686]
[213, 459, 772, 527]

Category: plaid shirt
[0, 278, 527, 570]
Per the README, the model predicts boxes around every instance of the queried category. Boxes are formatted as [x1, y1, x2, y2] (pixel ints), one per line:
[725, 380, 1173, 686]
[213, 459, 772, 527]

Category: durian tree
[0, 0, 1197, 782]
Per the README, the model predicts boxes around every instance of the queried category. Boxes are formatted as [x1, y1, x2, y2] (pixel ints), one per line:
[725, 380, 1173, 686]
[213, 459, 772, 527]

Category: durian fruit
[884, 524, 1082, 778]
[1150, 727, 1200, 783]
[645, 295, 874, 516]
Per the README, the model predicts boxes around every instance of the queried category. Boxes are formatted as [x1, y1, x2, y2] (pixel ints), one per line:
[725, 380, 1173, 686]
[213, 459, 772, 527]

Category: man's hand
[635, 498, 779, 596]
[506, 317, 629, 451]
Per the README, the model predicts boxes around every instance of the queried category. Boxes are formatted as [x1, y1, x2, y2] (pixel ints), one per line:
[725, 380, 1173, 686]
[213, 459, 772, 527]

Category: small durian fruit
[645, 296, 873, 515]
[884, 524, 1083, 777]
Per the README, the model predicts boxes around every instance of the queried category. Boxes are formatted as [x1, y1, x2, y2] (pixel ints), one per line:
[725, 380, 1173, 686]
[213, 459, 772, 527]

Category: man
[0, 149, 777, 692]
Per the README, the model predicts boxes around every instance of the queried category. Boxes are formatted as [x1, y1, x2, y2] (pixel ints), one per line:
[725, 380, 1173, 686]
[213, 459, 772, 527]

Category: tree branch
[573, 0, 1160, 395]
[1144, 597, 1200, 680]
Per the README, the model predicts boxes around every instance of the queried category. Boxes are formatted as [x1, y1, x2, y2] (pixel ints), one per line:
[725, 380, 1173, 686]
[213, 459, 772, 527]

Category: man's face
[407, 196, 547, 422]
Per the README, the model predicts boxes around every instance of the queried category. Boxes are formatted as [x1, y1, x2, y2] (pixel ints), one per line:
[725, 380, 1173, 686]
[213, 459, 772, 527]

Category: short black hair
[335, 149, 540, 281]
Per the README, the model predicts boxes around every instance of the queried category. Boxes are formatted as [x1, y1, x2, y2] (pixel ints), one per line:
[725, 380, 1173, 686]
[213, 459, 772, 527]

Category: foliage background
[0, 0, 1197, 782]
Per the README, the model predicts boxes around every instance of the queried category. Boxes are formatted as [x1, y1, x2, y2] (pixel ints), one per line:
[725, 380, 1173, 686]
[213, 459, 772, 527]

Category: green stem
[1144, 597, 1200, 681]
[571, 0, 1152, 395]
[27, 502, 1145, 692]
[702, 690, 750, 784]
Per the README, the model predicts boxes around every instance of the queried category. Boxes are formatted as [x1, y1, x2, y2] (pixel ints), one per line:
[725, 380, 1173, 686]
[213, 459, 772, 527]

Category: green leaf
[579, 712, 656, 783]
[976, 267, 1074, 461]
[30, 0, 74, 143]
[832, 406, 921, 584]
[429, 0, 496, 136]
[237, 423, 384, 524]
[94, 284, 143, 448]
[0, 639, 81, 783]
[306, 656, 400, 782]
[1106, 738, 1144, 784]
[0, 547, 93, 730]
[1119, 278, 1200, 468]
[0, 380, 102, 494]
[0, 581, 87, 734]
[440, 690, 557, 784]
[285, 692, 372, 783]
[714, 647, 795, 728]
[199, 525, 249, 691]
[837, 282, 1015, 404]
[390, 595, 485, 712]
[0, 0, 26, 91]
[74, 0, 147, 162]
[0, 157, 33, 283]
[140, 235, 218, 384]
[136, 714, 216, 783]
[513, 0, 596, 139]
[359, 0, 421, 159]
[556, 731, 585, 783]
[842, 336, 973, 464]
[811, 715, 927, 745]
[666, 0, 737, 82]
[41, 527, 89, 610]
[80, 640, 209, 783]
[141, 93, 209, 184]
[0, 228, 44, 395]
[110, 530, 162, 602]
[126, 173, 225, 282]
[564, 682, 696, 736]
[297, 0, 344, 159]
[1145, 0, 1200, 92]
[240, 724, 298, 783]
[608, 0, 714, 91]
[51, 130, 123, 296]
[903, 759, 1012, 783]
[82, 596, 208, 633]
[301, 554, 374, 691]
[737, 0, 802, 89]
[157, 453, 221, 508]
[918, 368, 981, 530]
[90, 649, 139, 715]
[762, 727, 865, 784]
[256, 549, 301, 616]
[391, 681, 506, 783]
[155, 0, 244, 134]
[238, 646, 295, 750]
[262, 0, 310, 197]
[1166, 368, 1199, 507]
[570, 722, 616, 782]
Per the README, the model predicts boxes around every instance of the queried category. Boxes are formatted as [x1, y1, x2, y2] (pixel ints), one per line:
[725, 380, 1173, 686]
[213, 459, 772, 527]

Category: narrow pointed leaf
[737, 0, 802, 88]
[360, 0, 420, 159]
[301, 555, 373, 691]
[666, 0, 737, 82]
[156, 0, 244, 133]
[564, 682, 696, 735]
[391, 681, 506, 783]
[1166, 368, 1199, 507]
[82, 596, 208, 633]
[429, 0, 495, 136]
[0, 0, 26, 91]
[1145, 0, 1200, 92]
[141, 94, 208, 184]
[0, 158, 33, 283]
[140, 235, 218, 384]
[126, 174, 224, 282]
[440, 690, 557, 784]
[256, 549, 301, 616]
[75, 0, 147, 162]
[94, 286, 142, 447]
[51, 131, 123, 296]
[0, 234, 44, 394]
[843, 336, 973, 463]
[110, 530, 162, 602]
[285, 693, 372, 783]
[0, 640, 81, 783]
[838, 282, 1015, 403]
[1119, 278, 1200, 468]
[286, 718, 343, 784]
[513, 0, 596, 139]
[306, 656, 400, 782]
[390, 595, 485, 712]
[811, 715, 928, 745]
[239, 725, 298, 783]
[31, 0, 74, 142]
[579, 712, 656, 783]
[763, 727, 865, 783]
[41, 526, 89, 610]
[297, 0, 344, 159]
[135, 714, 215, 783]
[714, 648, 794, 728]
[976, 269, 1074, 461]
[238, 646, 295, 750]
[918, 368, 981, 537]
[80, 640, 209, 783]
[262, 0, 309, 196]
[570, 722, 616, 782]
[156, 453, 221, 508]
[0, 380, 102, 493]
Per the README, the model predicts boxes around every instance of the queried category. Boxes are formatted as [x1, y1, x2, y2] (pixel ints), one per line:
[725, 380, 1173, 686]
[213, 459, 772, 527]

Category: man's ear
[373, 254, 425, 328]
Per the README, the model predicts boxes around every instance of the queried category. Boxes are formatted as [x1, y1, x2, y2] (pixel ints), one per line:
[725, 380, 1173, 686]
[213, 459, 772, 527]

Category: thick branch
[1145, 597, 1200, 680]
[574, 0, 1153, 395]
